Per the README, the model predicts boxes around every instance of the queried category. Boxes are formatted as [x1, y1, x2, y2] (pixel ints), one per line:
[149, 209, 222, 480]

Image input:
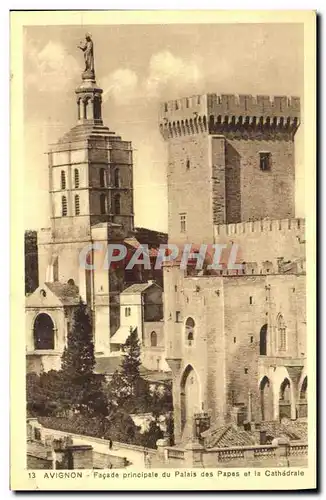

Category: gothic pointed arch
[180, 364, 201, 434]
[260, 375, 273, 421]
[150, 331, 157, 347]
[279, 377, 292, 420]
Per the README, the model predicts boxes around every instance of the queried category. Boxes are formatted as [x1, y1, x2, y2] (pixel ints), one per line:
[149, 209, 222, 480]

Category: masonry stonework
[159, 93, 306, 445]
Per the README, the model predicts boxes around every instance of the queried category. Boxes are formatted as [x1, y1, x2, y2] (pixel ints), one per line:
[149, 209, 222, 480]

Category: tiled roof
[121, 281, 161, 295]
[57, 124, 118, 144]
[45, 282, 80, 306]
[203, 425, 256, 449]
[260, 421, 307, 442]
[124, 238, 159, 258]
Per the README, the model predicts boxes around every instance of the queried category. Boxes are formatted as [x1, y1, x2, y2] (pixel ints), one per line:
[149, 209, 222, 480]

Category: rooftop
[44, 282, 80, 306]
[121, 281, 161, 295]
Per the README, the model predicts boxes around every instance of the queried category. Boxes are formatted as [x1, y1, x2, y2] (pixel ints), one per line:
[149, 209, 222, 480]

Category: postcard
[10, 9, 316, 491]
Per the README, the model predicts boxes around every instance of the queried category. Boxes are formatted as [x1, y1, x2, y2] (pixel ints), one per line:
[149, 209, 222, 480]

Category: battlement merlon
[159, 93, 300, 134]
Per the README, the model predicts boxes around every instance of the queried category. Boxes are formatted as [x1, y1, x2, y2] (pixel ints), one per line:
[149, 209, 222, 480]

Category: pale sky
[24, 23, 304, 232]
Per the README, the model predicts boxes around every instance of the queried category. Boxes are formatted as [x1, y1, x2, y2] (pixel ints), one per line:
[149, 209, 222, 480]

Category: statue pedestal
[82, 70, 95, 81]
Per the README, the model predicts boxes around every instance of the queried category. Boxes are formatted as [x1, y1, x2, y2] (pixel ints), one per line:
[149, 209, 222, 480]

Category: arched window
[259, 324, 267, 355]
[100, 168, 106, 187]
[185, 317, 195, 346]
[150, 331, 157, 347]
[61, 196, 67, 216]
[75, 195, 80, 215]
[74, 168, 79, 188]
[100, 194, 107, 214]
[61, 170, 66, 190]
[114, 168, 120, 187]
[279, 378, 291, 402]
[277, 314, 287, 351]
[33, 313, 55, 350]
[260, 376, 273, 421]
[114, 194, 121, 215]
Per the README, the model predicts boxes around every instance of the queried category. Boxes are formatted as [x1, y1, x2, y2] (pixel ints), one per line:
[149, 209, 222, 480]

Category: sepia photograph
[10, 10, 316, 491]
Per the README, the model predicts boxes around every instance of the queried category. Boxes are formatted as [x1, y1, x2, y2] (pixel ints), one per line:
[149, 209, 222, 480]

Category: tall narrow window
[114, 194, 121, 215]
[61, 170, 66, 190]
[75, 195, 80, 215]
[185, 317, 195, 346]
[61, 196, 67, 216]
[259, 324, 268, 356]
[278, 314, 287, 351]
[114, 168, 120, 187]
[100, 168, 106, 187]
[150, 331, 157, 347]
[74, 168, 79, 188]
[100, 194, 106, 214]
[259, 152, 271, 171]
[180, 213, 186, 233]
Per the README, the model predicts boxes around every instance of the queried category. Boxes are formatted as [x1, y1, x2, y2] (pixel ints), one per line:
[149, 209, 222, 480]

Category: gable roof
[121, 281, 161, 295]
[202, 424, 256, 449]
[44, 282, 80, 306]
[124, 237, 159, 258]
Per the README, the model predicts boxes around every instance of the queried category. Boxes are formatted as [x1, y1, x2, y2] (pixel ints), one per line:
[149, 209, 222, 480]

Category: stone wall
[166, 134, 214, 244]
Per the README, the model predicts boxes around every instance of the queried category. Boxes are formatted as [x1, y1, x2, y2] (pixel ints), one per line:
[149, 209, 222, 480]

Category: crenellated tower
[159, 93, 300, 244]
[159, 93, 304, 443]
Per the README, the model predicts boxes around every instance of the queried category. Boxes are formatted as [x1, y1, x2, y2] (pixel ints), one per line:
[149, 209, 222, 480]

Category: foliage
[106, 327, 152, 414]
[139, 420, 164, 449]
[61, 300, 108, 416]
[25, 230, 39, 295]
[150, 382, 173, 418]
[38, 413, 146, 446]
[26, 370, 64, 416]
[27, 309, 174, 447]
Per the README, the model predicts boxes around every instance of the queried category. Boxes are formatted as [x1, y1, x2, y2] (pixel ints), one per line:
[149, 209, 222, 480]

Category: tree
[60, 299, 108, 416]
[26, 370, 64, 416]
[25, 230, 39, 295]
[107, 328, 152, 413]
[120, 327, 142, 390]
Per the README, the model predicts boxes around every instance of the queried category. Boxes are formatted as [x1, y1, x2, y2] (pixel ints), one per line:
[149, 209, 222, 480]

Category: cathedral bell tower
[39, 33, 134, 294]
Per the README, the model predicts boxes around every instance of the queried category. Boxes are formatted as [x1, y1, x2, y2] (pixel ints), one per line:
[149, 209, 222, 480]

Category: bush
[38, 413, 143, 446]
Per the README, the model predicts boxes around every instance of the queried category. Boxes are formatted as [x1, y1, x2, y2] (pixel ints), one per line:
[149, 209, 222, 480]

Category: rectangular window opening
[259, 152, 271, 171]
[180, 213, 186, 233]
